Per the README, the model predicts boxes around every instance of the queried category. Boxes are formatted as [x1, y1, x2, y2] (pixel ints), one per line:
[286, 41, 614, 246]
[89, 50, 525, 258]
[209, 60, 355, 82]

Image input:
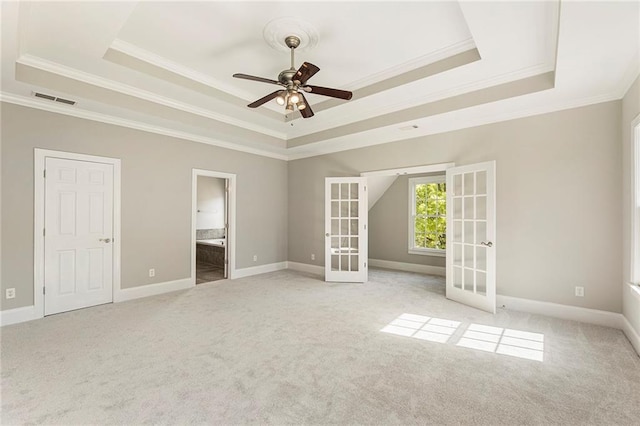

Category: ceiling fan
[233, 35, 353, 118]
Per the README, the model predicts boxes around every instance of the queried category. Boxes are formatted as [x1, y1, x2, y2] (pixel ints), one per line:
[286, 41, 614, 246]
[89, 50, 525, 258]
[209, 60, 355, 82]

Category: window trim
[631, 114, 640, 286]
[408, 175, 446, 257]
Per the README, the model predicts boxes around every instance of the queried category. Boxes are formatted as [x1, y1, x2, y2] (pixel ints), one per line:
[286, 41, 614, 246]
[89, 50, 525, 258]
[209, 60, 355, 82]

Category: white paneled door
[325, 177, 368, 282]
[44, 158, 114, 315]
[446, 161, 496, 313]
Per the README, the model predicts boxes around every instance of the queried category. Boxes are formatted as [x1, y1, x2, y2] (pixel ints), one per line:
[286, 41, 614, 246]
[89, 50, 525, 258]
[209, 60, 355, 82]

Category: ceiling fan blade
[293, 62, 320, 85]
[247, 90, 282, 108]
[303, 85, 353, 100]
[233, 73, 281, 86]
[299, 93, 314, 118]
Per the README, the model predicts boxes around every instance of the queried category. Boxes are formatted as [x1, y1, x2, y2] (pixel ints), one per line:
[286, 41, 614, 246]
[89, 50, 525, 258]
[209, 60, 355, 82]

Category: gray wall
[1, 103, 288, 310]
[369, 174, 445, 268]
[289, 101, 622, 313]
[622, 75, 640, 334]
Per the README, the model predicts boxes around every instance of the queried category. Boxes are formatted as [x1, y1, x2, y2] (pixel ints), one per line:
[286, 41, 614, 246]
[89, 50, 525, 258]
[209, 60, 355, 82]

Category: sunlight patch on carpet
[381, 313, 545, 362]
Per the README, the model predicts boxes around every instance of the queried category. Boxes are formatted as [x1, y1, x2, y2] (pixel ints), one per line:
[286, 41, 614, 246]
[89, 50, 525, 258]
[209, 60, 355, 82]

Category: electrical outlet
[253, 255, 258, 262]
[311, 254, 315, 261]
[6, 288, 15, 299]
[575, 286, 584, 297]
[149, 268, 155, 278]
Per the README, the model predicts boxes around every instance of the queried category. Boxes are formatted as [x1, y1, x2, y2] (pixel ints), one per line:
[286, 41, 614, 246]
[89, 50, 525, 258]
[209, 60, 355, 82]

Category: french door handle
[325, 233, 330, 237]
[480, 241, 493, 247]
[99, 238, 111, 243]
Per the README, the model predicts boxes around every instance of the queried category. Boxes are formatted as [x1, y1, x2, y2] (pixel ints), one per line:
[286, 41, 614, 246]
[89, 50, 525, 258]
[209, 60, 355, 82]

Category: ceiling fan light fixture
[289, 91, 300, 104]
[297, 101, 306, 110]
[275, 91, 286, 105]
[285, 99, 294, 113]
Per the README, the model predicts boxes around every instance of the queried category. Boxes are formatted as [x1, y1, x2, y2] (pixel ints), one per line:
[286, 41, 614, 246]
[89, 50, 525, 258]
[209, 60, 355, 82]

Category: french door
[445, 161, 496, 313]
[325, 177, 368, 282]
[44, 157, 115, 315]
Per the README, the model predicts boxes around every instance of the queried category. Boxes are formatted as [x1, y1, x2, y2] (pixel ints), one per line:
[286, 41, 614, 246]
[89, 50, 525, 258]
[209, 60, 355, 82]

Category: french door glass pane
[464, 173, 474, 195]
[476, 171, 487, 195]
[476, 271, 487, 295]
[454, 198, 462, 219]
[453, 266, 462, 289]
[476, 196, 487, 220]
[476, 246, 487, 271]
[454, 174, 462, 196]
[454, 220, 462, 242]
[350, 201, 358, 217]
[331, 183, 339, 199]
[464, 268, 474, 291]
[340, 183, 349, 198]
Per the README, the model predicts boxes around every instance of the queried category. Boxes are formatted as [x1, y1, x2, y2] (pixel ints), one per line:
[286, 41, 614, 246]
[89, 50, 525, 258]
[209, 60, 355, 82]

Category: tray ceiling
[1, 1, 638, 160]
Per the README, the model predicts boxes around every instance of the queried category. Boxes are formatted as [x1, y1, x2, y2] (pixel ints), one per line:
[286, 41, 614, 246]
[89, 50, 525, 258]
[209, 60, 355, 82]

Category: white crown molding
[286, 62, 555, 139]
[109, 39, 258, 103]
[342, 38, 477, 90]
[0, 85, 622, 164]
[286, 91, 621, 161]
[0, 92, 289, 161]
[16, 54, 287, 140]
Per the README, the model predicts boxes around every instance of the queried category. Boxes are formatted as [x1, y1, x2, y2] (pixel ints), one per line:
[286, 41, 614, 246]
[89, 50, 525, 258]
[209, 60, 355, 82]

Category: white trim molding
[0, 92, 288, 161]
[113, 278, 193, 303]
[287, 261, 325, 277]
[496, 295, 623, 329]
[368, 259, 446, 277]
[0, 306, 41, 327]
[233, 262, 288, 279]
[16, 54, 286, 140]
[621, 315, 640, 356]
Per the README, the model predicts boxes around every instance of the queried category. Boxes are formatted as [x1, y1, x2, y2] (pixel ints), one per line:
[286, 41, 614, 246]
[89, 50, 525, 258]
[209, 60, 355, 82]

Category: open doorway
[192, 169, 236, 284]
[362, 163, 453, 278]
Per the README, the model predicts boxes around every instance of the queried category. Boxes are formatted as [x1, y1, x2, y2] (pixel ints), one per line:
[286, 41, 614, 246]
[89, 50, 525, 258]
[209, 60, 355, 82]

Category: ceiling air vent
[32, 91, 76, 106]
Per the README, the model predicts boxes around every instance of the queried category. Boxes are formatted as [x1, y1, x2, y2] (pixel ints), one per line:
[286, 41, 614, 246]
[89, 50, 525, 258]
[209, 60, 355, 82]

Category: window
[409, 176, 446, 256]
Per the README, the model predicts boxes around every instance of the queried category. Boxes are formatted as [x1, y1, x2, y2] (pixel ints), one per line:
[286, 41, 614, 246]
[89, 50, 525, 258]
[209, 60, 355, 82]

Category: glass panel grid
[412, 181, 446, 250]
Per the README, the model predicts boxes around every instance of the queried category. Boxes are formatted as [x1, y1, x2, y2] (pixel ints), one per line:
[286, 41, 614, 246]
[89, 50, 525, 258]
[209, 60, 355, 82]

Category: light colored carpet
[1, 268, 639, 425]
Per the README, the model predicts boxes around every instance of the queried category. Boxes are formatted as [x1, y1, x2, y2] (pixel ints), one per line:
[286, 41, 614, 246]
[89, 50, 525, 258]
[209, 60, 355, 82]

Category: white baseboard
[369, 258, 446, 276]
[287, 261, 324, 276]
[0, 305, 42, 326]
[233, 261, 288, 279]
[621, 315, 640, 356]
[496, 295, 623, 329]
[114, 277, 194, 303]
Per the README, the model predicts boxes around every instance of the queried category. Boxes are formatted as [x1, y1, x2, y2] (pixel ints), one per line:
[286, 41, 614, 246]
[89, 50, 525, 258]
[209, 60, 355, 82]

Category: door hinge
[43, 228, 46, 236]
[43, 287, 46, 295]
[364, 262, 367, 268]
[43, 169, 46, 178]
[364, 224, 367, 230]
[364, 185, 367, 191]
[225, 258, 228, 265]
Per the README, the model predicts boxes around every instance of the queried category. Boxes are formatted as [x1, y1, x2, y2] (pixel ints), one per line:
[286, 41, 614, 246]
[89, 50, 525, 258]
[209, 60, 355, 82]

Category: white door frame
[191, 169, 237, 280]
[34, 149, 121, 318]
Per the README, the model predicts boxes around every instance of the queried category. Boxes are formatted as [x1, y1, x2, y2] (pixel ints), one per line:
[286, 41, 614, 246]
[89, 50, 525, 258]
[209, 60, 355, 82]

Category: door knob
[480, 241, 493, 247]
[99, 238, 111, 243]
[325, 233, 330, 237]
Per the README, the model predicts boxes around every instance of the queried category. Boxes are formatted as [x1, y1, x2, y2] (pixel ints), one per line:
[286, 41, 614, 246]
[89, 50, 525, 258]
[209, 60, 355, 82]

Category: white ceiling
[1, 1, 638, 161]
